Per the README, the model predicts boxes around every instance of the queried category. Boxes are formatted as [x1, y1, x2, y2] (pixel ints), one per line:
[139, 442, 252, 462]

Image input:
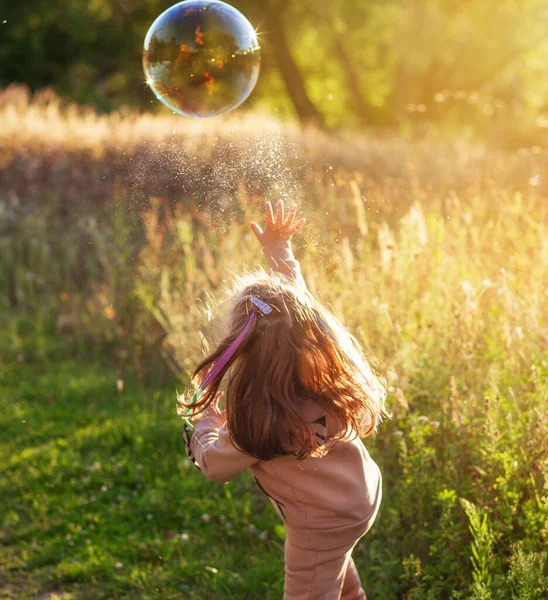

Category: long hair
[180, 270, 389, 461]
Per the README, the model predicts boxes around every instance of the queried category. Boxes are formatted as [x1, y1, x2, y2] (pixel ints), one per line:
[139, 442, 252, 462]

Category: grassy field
[1, 88, 548, 599]
[0, 345, 289, 600]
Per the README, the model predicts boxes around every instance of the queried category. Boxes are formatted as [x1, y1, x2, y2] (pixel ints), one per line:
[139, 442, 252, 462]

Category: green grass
[0, 341, 292, 599]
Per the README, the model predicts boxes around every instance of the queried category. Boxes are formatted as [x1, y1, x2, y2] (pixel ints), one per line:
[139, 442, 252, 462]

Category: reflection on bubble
[143, 0, 261, 118]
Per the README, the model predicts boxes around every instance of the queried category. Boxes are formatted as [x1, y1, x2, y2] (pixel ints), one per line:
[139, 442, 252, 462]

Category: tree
[262, 0, 324, 127]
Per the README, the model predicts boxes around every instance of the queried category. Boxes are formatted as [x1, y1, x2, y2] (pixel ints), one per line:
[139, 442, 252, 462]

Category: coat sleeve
[184, 409, 260, 483]
[262, 239, 308, 294]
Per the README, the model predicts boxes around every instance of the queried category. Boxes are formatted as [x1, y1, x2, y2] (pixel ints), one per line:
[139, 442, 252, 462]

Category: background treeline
[4, 0, 548, 143]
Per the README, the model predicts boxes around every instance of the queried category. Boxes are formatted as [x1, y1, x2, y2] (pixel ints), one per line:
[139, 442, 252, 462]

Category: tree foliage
[3, 0, 548, 138]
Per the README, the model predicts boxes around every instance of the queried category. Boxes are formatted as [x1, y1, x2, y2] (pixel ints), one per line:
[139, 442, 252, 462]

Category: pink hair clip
[250, 297, 273, 315]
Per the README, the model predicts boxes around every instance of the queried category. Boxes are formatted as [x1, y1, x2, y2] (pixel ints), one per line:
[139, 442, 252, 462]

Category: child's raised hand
[250, 200, 306, 247]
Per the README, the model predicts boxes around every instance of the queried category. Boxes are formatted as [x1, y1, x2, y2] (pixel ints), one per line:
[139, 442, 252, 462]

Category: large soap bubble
[143, 0, 261, 118]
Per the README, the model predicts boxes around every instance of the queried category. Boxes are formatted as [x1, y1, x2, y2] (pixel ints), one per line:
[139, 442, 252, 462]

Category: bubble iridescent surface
[143, 0, 261, 118]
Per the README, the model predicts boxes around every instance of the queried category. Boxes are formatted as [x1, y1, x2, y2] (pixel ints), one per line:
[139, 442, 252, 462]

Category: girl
[181, 200, 388, 600]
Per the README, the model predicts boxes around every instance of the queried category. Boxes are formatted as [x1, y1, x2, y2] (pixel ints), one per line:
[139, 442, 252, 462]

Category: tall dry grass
[3, 83, 548, 213]
[1, 85, 548, 597]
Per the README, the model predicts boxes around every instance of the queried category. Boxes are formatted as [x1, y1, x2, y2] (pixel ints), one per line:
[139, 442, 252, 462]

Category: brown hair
[180, 270, 388, 461]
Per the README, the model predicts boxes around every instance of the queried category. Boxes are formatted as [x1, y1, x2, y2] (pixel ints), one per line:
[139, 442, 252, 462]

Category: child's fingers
[289, 217, 306, 234]
[264, 201, 274, 226]
[250, 222, 263, 240]
[284, 204, 297, 227]
[275, 199, 284, 224]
